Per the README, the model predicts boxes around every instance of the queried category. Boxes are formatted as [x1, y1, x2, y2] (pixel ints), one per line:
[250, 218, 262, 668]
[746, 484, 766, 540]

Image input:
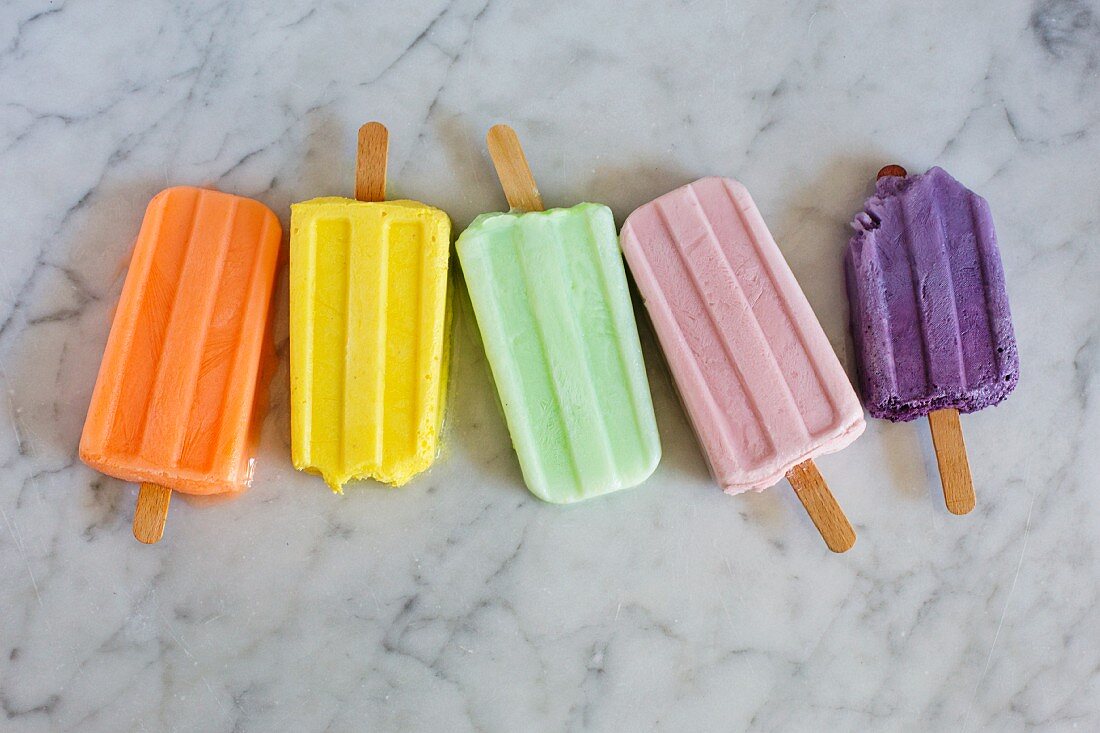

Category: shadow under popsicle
[439, 273, 533, 496]
[585, 158, 722, 494]
[9, 176, 157, 455]
[773, 153, 931, 504]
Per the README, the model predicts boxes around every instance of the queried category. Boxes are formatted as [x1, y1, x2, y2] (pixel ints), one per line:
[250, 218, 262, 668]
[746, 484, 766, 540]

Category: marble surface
[1, 0, 1097, 730]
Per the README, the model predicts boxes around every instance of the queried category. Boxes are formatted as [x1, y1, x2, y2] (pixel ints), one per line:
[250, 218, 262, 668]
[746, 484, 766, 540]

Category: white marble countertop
[1, 1, 1097, 731]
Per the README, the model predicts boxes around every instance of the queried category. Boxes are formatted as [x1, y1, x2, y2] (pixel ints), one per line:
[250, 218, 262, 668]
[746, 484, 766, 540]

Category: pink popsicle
[621, 177, 864, 551]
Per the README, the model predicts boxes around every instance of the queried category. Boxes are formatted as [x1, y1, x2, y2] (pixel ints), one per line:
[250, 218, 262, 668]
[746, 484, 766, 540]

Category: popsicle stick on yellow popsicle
[134, 483, 171, 544]
[357, 121, 388, 203]
[876, 164, 976, 517]
[290, 123, 452, 490]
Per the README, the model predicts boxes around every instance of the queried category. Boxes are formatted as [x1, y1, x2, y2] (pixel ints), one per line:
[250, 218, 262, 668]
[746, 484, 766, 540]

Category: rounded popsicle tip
[358, 119, 389, 137]
[356, 122, 389, 202]
[876, 164, 908, 180]
[947, 495, 976, 516]
[487, 123, 517, 144]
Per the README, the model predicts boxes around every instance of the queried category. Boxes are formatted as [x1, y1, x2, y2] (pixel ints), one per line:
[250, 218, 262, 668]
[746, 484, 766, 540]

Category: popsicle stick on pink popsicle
[875, 165, 976, 516]
[620, 176, 863, 553]
[357, 121, 388, 203]
[786, 462, 856, 553]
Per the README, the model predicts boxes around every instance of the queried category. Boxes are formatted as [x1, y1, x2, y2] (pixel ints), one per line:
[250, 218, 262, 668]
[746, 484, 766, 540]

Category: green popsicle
[456, 127, 660, 503]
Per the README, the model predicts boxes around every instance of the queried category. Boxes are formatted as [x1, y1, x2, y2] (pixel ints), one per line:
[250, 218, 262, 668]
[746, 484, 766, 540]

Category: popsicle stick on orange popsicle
[134, 483, 171, 544]
[875, 164, 976, 516]
[80, 187, 282, 543]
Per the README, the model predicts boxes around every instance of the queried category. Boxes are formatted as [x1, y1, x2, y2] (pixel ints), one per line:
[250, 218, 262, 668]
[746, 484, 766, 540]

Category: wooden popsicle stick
[786, 460, 856, 553]
[486, 124, 544, 212]
[928, 408, 975, 515]
[133, 482, 172, 544]
[876, 163, 976, 516]
[356, 121, 389, 203]
[877, 164, 908, 179]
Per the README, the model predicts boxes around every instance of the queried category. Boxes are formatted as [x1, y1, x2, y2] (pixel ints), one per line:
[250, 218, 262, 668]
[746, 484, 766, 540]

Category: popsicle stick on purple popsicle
[927, 408, 974, 515]
[872, 164, 976, 516]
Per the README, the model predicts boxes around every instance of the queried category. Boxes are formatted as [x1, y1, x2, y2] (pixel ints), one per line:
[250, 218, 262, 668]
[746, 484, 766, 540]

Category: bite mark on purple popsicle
[844, 167, 1019, 422]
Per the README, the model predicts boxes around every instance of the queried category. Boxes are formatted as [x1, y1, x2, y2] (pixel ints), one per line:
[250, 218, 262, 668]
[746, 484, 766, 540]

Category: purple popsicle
[845, 166, 1018, 421]
[845, 165, 1019, 515]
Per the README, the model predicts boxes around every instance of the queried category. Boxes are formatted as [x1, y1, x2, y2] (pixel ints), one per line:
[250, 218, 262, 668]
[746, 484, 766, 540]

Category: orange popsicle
[80, 187, 281, 506]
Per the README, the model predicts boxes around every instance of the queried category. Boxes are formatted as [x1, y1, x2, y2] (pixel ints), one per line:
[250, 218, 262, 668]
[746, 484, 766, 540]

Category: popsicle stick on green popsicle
[455, 126, 661, 503]
[487, 125, 544, 212]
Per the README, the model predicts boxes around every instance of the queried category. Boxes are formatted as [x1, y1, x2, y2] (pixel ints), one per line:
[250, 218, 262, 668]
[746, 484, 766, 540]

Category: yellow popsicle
[290, 197, 450, 490]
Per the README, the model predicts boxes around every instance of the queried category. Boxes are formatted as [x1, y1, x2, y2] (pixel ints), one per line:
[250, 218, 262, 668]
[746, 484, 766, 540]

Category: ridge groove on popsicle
[653, 198, 777, 460]
[847, 163, 991, 515]
[620, 177, 863, 552]
[545, 213, 620, 484]
[967, 198, 997, 362]
[513, 223, 585, 489]
[115, 191, 200, 449]
[626, 213, 751, 465]
[928, 183, 970, 387]
[468, 240, 564, 492]
[340, 218, 356, 469]
[578, 206, 653, 459]
[290, 122, 451, 489]
[642, 202, 767, 464]
[192, 205, 267, 470]
[383, 221, 424, 461]
[719, 180, 842, 436]
[79, 187, 282, 543]
[457, 125, 661, 502]
[899, 180, 962, 395]
[699, 186, 815, 445]
[146, 197, 239, 462]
